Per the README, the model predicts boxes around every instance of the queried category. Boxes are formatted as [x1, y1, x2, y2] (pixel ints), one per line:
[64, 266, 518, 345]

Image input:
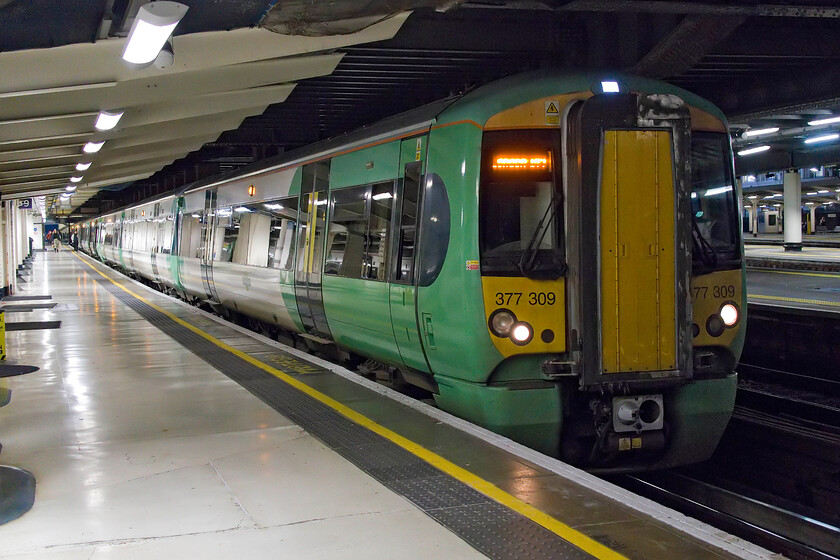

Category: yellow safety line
[750, 293, 840, 308]
[752, 269, 840, 279]
[70, 251, 624, 560]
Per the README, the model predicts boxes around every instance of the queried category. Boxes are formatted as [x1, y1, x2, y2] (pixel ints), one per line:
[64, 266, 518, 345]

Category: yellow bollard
[0, 310, 5, 361]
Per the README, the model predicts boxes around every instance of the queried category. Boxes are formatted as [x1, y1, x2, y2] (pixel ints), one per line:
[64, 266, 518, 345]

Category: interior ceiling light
[808, 115, 840, 126]
[76, 162, 91, 171]
[70, 176, 83, 183]
[66, 185, 77, 192]
[743, 127, 779, 137]
[805, 133, 840, 144]
[737, 145, 770, 156]
[83, 141, 105, 153]
[122, 2, 189, 65]
[95, 110, 124, 131]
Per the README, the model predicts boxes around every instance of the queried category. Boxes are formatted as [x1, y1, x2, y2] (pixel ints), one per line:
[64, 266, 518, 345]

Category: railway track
[619, 471, 840, 560]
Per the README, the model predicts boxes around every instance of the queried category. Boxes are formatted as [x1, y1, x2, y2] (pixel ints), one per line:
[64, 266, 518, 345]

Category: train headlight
[720, 302, 739, 327]
[489, 309, 516, 337]
[511, 322, 534, 345]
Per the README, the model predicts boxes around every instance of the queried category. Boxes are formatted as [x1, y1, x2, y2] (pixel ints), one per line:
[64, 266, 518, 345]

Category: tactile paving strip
[88, 271, 596, 560]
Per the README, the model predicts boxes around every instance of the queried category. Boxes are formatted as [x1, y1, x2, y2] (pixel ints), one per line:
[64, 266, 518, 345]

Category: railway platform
[0, 250, 777, 560]
[746, 267, 840, 312]
[745, 243, 840, 272]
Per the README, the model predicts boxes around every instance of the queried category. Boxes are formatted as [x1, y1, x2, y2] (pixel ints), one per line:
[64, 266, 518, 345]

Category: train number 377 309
[691, 285, 736, 299]
[495, 292, 556, 306]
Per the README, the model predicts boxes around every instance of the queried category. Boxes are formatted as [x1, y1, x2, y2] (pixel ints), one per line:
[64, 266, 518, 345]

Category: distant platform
[746, 268, 840, 313]
[745, 243, 840, 272]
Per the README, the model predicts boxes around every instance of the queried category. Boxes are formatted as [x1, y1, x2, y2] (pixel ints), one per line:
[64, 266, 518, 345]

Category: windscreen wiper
[691, 213, 718, 270]
[518, 193, 564, 278]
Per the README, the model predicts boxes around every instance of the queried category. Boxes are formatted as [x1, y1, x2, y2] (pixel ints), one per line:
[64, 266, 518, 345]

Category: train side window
[265, 197, 298, 270]
[366, 182, 395, 281]
[214, 207, 237, 263]
[231, 208, 271, 267]
[179, 212, 202, 258]
[394, 163, 421, 284]
[325, 186, 368, 279]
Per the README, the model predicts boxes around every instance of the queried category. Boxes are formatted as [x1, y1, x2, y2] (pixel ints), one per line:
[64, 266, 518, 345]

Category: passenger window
[326, 186, 368, 278]
[265, 197, 298, 270]
[214, 207, 237, 263]
[395, 163, 421, 284]
[367, 182, 394, 281]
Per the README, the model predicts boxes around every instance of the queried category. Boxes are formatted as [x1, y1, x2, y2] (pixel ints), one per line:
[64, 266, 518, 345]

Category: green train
[79, 70, 745, 471]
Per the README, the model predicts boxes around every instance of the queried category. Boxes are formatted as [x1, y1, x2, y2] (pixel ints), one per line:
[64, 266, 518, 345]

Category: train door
[294, 160, 332, 339]
[389, 137, 432, 373]
[566, 93, 692, 387]
[200, 190, 220, 302]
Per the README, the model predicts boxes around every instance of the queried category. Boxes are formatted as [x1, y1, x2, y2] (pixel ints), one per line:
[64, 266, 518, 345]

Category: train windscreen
[690, 132, 740, 269]
[479, 129, 565, 278]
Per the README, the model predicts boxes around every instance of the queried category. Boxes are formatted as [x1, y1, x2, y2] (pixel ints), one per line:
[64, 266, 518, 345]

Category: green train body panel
[434, 374, 562, 456]
[331, 140, 401, 189]
[322, 276, 402, 365]
[280, 270, 304, 332]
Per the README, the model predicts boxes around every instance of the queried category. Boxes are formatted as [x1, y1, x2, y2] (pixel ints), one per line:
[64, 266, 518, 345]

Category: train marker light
[720, 302, 739, 327]
[83, 141, 105, 153]
[601, 80, 620, 93]
[804, 133, 839, 144]
[248, 185, 256, 197]
[737, 145, 770, 156]
[95, 111, 124, 131]
[76, 162, 91, 171]
[743, 127, 778, 137]
[511, 322, 534, 345]
[489, 309, 516, 337]
[122, 2, 189, 65]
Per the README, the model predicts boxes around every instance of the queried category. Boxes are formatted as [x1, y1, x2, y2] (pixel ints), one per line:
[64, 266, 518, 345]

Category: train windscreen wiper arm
[518, 193, 564, 278]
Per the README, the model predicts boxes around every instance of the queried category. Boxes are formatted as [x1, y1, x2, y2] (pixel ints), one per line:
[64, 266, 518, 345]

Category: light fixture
[65, 185, 77, 192]
[719, 303, 739, 327]
[76, 162, 92, 171]
[807, 191, 818, 195]
[122, 2, 189, 65]
[745, 175, 756, 182]
[805, 133, 840, 144]
[747, 195, 758, 199]
[819, 190, 830, 194]
[94, 110, 124, 131]
[248, 185, 256, 197]
[264, 203, 283, 210]
[810, 167, 821, 173]
[737, 145, 770, 156]
[234, 206, 251, 213]
[705, 186, 732, 197]
[83, 141, 105, 153]
[70, 176, 83, 183]
[601, 80, 620, 93]
[808, 115, 840, 126]
[743, 127, 779, 137]
[372, 192, 393, 201]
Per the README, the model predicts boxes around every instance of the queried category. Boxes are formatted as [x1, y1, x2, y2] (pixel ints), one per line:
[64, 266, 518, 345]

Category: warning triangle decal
[546, 102, 559, 114]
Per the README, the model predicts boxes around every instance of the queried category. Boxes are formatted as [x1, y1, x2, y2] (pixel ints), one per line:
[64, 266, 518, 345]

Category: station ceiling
[3, 0, 840, 220]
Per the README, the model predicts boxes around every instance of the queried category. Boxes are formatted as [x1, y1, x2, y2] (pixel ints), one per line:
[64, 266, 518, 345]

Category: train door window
[479, 129, 564, 278]
[231, 206, 270, 267]
[266, 197, 298, 270]
[103, 223, 114, 245]
[114, 220, 122, 249]
[325, 186, 368, 279]
[179, 211, 203, 258]
[394, 163, 420, 284]
[214, 206, 237, 263]
[366, 182, 395, 281]
[690, 132, 739, 264]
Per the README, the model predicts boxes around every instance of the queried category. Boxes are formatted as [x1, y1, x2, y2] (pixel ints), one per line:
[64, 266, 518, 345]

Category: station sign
[17, 198, 32, 209]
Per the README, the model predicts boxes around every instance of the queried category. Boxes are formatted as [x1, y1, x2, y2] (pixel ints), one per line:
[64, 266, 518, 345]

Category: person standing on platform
[71, 232, 79, 251]
[52, 234, 60, 252]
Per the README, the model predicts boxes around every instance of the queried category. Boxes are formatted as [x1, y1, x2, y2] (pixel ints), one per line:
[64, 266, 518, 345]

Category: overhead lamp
[807, 191, 818, 195]
[264, 203, 283, 210]
[819, 190, 830, 194]
[122, 2, 189, 66]
[747, 195, 758, 199]
[76, 162, 91, 171]
[95, 110, 124, 131]
[83, 141, 105, 153]
[743, 127, 779, 137]
[70, 176, 83, 183]
[808, 115, 840, 126]
[372, 192, 393, 201]
[737, 145, 770, 156]
[810, 167, 821, 173]
[804, 133, 840, 144]
[65, 185, 77, 192]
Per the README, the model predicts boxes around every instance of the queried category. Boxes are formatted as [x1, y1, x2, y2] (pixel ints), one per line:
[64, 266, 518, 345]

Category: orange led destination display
[492, 154, 550, 170]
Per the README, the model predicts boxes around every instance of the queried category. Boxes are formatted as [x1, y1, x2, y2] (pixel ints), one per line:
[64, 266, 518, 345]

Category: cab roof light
[743, 127, 779, 137]
[601, 80, 620, 93]
[737, 145, 770, 156]
[94, 110, 124, 131]
[807, 115, 840, 126]
[122, 2, 189, 65]
[804, 133, 840, 144]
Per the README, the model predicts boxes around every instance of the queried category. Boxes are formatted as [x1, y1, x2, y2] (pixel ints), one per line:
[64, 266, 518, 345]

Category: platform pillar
[783, 169, 802, 251]
[810, 206, 817, 235]
[750, 200, 759, 236]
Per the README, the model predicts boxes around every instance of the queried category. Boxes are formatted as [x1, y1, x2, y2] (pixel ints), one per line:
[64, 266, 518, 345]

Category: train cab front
[472, 83, 742, 471]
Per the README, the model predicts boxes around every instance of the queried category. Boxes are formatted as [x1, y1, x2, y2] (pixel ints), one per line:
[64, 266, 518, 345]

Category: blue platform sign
[17, 198, 32, 209]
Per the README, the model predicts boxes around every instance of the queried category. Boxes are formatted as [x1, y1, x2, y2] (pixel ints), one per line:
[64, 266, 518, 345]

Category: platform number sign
[18, 198, 32, 209]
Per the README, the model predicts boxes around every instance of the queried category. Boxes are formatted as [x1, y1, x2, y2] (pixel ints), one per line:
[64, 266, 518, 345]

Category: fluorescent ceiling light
[747, 195, 758, 199]
[705, 186, 732, 197]
[122, 2, 189, 65]
[234, 206, 251, 213]
[83, 141, 105, 153]
[808, 115, 840, 126]
[95, 110, 124, 131]
[264, 203, 284, 210]
[743, 127, 779, 137]
[70, 176, 83, 183]
[804, 133, 840, 144]
[372, 192, 393, 200]
[819, 190, 830, 193]
[601, 80, 620, 93]
[807, 191, 818, 195]
[737, 145, 770, 156]
[76, 162, 91, 171]
[807, 202, 816, 205]
[65, 185, 77, 192]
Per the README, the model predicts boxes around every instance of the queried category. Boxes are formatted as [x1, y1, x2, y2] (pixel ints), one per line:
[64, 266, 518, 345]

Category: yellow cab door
[567, 92, 692, 388]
